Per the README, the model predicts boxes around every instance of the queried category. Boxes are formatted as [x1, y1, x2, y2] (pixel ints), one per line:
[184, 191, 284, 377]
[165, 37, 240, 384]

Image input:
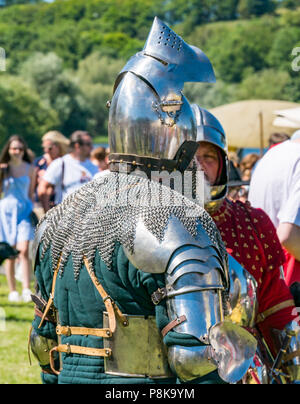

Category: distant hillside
[0, 0, 299, 152]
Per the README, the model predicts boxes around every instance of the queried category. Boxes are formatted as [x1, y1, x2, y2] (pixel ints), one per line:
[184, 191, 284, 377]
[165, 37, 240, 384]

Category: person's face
[9, 140, 25, 162]
[79, 135, 93, 158]
[195, 142, 220, 185]
[42, 139, 60, 160]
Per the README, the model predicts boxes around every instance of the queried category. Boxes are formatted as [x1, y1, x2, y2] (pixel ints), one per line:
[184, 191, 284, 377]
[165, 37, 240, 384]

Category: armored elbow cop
[124, 214, 257, 383]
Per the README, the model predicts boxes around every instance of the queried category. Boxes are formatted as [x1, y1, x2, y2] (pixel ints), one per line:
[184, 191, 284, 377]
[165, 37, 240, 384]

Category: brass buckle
[56, 325, 71, 337]
[151, 288, 167, 305]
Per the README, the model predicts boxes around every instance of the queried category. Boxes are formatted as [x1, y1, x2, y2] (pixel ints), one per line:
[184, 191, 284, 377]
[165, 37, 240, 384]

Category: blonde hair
[42, 131, 70, 156]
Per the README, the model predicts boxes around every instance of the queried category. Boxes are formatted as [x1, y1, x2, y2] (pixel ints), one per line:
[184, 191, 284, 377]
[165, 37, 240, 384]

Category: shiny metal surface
[103, 313, 173, 378]
[167, 245, 221, 273]
[165, 242, 227, 343]
[282, 321, 300, 381]
[30, 327, 57, 366]
[243, 355, 269, 384]
[193, 105, 227, 153]
[209, 321, 257, 383]
[168, 345, 217, 382]
[167, 289, 224, 343]
[109, 17, 215, 163]
[192, 104, 229, 212]
[109, 71, 196, 160]
[227, 255, 258, 328]
[115, 17, 216, 99]
[123, 215, 215, 274]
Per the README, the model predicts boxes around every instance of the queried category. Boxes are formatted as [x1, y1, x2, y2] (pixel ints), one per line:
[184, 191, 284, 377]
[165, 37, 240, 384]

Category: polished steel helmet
[108, 17, 216, 176]
[191, 105, 228, 212]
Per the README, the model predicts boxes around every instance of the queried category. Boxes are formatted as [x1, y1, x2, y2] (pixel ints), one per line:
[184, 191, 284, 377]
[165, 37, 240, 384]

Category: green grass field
[0, 274, 41, 384]
[93, 136, 108, 146]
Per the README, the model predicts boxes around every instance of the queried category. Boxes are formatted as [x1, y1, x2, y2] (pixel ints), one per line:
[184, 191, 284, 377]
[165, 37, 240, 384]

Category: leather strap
[256, 300, 295, 324]
[39, 255, 128, 376]
[56, 325, 112, 338]
[38, 255, 61, 329]
[83, 256, 128, 332]
[35, 307, 56, 324]
[161, 315, 187, 338]
[49, 345, 112, 375]
[151, 288, 167, 305]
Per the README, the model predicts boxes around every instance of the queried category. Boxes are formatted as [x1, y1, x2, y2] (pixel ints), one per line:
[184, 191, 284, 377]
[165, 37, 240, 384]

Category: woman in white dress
[0, 135, 35, 302]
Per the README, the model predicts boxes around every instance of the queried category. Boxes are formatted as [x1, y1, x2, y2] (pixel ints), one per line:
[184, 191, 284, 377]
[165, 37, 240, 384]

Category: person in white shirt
[38, 131, 98, 212]
[248, 137, 300, 289]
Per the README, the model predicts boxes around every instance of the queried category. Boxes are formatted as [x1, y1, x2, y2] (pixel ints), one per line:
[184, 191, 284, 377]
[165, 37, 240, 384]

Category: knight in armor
[29, 17, 258, 385]
[192, 104, 300, 383]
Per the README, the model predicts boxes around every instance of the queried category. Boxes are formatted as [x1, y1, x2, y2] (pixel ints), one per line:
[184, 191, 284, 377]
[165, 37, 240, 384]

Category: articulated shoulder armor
[32, 17, 258, 384]
[121, 179, 256, 383]
[35, 172, 256, 383]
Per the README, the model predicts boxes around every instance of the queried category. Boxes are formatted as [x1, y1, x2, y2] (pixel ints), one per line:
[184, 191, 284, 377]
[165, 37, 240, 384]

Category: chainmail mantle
[37, 172, 227, 280]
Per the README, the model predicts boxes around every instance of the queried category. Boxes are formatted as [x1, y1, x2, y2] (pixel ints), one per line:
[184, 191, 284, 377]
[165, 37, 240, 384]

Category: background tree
[279, 0, 300, 10]
[0, 75, 58, 153]
[74, 52, 124, 137]
[238, 0, 276, 17]
[0, 0, 300, 148]
[19, 52, 89, 137]
[0, 0, 43, 5]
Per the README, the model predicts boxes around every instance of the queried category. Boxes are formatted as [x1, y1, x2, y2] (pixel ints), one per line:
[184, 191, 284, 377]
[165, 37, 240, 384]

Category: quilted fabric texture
[33, 243, 222, 384]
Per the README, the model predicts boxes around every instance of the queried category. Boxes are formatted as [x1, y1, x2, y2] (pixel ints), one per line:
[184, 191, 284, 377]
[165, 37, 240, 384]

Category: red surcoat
[211, 199, 297, 354]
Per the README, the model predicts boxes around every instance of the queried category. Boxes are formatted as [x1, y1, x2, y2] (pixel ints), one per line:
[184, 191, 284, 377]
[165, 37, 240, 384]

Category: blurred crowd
[0, 130, 109, 302]
[227, 132, 292, 203]
[0, 127, 299, 312]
